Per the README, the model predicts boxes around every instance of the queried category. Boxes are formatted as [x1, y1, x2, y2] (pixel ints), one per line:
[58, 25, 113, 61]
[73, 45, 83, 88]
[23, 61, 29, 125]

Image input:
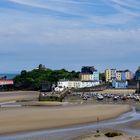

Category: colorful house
[112, 80, 128, 89]
[125, 70, 134, 80]
[105, 69, 133, 82]
[81, 66, 99, 81]
[105, 69, 116, 82]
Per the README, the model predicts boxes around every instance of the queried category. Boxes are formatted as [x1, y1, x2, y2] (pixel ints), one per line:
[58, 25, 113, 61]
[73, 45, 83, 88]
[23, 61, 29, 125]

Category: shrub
[96, 130, 100, 133]
[105, 132, 122, 137]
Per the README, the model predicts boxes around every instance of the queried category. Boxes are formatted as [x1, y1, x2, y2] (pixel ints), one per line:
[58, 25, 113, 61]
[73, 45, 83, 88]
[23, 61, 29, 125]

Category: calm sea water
[0, 74, 18, 79]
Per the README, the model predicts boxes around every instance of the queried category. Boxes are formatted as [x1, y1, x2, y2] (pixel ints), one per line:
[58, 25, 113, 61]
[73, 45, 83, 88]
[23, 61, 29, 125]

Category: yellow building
[81, 74, 92, 81]
[105, 69, 111, 82]
[105, 69, 133, 82]
[105, 69, 117, 82]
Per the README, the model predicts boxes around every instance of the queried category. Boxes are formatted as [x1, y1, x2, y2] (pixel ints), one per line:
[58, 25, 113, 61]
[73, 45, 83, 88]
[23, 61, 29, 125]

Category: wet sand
[98, 89, 135, 94]
[0, 104, 130, 135]
[0, 91, 39, 102]
[0, 90, 137, 139]
[76, 131, 140, 140]
[131, 121, 140, 129]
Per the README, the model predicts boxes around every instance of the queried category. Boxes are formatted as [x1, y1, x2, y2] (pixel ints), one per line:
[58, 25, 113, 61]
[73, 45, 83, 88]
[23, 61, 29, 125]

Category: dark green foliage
[105, 132, 122, 137]
[99, 73, 105, 81]
[96, 130, 100, 133]
[14, 68, 80, 90]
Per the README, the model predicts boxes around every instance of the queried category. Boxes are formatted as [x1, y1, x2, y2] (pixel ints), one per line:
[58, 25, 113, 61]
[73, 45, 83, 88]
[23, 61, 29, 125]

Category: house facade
[57, 66, 100, 89]
[80, 80, 100, 88]
[112, 80, 128, 89]
[105, 69, 116, 82]
[125, 70, 133, 80]
[81, 66, 99, 81]
[105, 69, 133, 82]
[57, 80, 99, 89]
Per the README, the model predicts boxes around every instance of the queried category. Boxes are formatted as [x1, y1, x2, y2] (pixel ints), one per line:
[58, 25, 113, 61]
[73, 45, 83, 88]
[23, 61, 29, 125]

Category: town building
[105, 69, 111, 82]
[116, 70, 133, 81]
[125, 70, 134, 80]
[57, 80, 99, 89]
[112, 80, 128, 89]
[105, 69, 133, 82]
[81, 74, 92, 81]
[81, 66, 99, 81]
[105, 69, 116, 82]
[81, 72, 99, 81]
[57, 66, 100, 89]
[0, 80, 14, 86]
[57, 80, 81, 89]
[0, 80, 14, 91]
[80, 80, 100, 88]
[135, 67, 140, 81]
[116, 71, 124, 81]
[57, 80, 69, 88]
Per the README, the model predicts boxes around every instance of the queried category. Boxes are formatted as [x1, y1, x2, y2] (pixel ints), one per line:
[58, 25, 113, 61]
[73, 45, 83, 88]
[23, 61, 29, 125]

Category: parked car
[97, 94, 104, 100]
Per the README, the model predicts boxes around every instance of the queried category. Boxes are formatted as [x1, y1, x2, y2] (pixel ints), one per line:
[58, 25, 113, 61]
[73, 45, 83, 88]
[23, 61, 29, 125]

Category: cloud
[0, 0, 139, 72]
[110, 0, 140, 9]
[109, 0, 140, 17]
[8, 0, 104, 17]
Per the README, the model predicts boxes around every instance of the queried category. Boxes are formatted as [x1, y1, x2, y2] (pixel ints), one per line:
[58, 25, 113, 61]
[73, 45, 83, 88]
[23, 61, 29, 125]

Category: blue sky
[0, 0, 140, 73]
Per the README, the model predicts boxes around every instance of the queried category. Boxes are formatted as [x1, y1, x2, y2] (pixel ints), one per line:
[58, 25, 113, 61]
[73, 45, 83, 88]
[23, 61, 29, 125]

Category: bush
[96, 130, 100, 133]
[105, 132, 122, 137]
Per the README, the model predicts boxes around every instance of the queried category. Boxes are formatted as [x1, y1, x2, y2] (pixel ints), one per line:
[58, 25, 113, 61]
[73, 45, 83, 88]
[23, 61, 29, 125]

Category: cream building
[57, 80, 100, 89]
[116, 71, 122, 81]
[105, 69, 133, 82]
[68, 81, 81, 89]
[105, 69, 111, 82]
[105, 69, 116, 82]
[80, 81, 100, 88]
[81, 74, 92, 81]
[57, 80, 81, 89]
[125, 70, 133, 80]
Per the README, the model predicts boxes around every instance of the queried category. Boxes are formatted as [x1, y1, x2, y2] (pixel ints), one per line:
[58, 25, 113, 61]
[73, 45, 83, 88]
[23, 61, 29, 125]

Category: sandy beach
[98, 89, 135, 94]
[131, 121, 140, 129]
[0, 104, 130, 135]
[0, 91, 39, 102]
[75, 131, 140, 140]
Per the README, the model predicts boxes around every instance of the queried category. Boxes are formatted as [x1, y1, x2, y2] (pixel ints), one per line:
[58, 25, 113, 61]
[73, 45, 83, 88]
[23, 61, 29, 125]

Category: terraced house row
[105, 69, 134, 82]
[57, 66, 100, 89]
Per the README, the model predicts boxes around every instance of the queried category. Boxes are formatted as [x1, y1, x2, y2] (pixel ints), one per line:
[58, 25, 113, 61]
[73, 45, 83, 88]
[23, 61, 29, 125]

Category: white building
[57, 80, 100, 89]
[57, 80, 69, 88]
[80, 81, 100, 88]
[57, 80, 81, 89]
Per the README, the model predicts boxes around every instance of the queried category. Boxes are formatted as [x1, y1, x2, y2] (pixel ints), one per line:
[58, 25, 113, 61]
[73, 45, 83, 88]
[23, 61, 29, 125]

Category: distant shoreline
[0, 73, 18, 79]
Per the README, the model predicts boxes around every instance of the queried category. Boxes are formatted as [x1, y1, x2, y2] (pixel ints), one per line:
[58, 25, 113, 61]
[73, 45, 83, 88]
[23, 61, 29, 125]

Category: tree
[99, 73, 105, 82]
[14, 68, 80, 90]
[21, 70, 27, 77]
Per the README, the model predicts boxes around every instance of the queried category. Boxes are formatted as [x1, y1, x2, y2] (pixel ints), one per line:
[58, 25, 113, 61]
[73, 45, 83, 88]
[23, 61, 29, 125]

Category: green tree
[14, 68, 80, 90]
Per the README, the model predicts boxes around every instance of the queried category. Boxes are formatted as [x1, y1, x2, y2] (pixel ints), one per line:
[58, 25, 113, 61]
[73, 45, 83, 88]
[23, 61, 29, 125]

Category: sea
[0, 73, 18, 79]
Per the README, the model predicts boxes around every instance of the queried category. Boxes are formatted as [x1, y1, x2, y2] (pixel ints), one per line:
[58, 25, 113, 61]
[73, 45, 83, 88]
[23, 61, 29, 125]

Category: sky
[0, 0, 140, 73]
